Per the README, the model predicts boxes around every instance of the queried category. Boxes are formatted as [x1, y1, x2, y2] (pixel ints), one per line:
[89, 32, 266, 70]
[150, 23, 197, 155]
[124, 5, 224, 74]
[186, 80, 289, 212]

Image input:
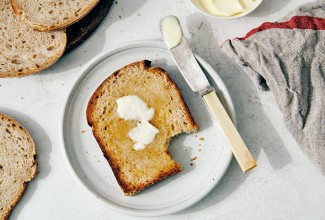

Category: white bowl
[190, 0, 263, 20]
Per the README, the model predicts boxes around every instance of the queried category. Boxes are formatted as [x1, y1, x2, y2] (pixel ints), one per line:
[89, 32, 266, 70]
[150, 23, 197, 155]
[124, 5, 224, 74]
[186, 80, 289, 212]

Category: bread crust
[86, 60, 197, 195]
[0, 113, 38, 219]
[11, 0, 100, 32]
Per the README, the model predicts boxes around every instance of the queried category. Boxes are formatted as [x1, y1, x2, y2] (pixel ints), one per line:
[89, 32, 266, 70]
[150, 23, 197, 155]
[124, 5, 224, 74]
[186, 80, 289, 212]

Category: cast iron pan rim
[64, 0, 114, 55]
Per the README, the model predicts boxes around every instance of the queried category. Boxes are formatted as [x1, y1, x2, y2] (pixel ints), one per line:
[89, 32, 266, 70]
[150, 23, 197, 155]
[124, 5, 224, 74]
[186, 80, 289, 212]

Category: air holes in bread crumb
[11, 59, 22, 64]
[47, 46, 54, 51]
[5, 43, 12, 49]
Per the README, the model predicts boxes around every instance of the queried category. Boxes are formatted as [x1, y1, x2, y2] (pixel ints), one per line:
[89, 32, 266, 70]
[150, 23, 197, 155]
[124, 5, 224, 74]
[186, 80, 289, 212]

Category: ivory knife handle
[203, 90, 257, 172]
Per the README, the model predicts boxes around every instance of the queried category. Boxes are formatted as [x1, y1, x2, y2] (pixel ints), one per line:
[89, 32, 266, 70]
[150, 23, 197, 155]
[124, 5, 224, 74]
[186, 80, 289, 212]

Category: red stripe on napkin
[238, 16, 325, 40]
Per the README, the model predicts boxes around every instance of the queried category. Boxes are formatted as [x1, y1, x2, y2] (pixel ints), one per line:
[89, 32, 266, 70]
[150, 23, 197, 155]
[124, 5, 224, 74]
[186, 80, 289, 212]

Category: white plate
[61, 40, 235, 217]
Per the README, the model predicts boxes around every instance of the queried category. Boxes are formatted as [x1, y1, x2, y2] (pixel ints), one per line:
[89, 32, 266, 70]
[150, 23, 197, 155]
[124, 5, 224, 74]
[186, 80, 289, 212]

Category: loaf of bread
[11, 0, 100, 31]
[0, 0, 66, 78]
[0, 113, 38, 220]
[87, 60, 198, 195]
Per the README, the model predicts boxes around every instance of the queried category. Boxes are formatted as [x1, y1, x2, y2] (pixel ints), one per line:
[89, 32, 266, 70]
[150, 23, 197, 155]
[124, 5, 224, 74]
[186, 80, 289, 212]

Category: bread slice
[11, 0, 100, 31]
[0, 114, 38, 220]
[87, 60, 198, 196]
[0, 0, 66, 78]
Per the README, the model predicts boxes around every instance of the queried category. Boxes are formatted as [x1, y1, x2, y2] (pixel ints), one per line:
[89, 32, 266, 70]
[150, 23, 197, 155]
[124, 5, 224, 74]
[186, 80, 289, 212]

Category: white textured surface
[0, 0, 324, 219]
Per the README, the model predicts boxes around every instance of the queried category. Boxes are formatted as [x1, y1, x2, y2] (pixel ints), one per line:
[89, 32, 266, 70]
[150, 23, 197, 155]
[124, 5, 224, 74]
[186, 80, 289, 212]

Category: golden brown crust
[123, 163, 181, 196]
[11, 0, 100, 32]
[0, 113, 38, 219]
[86, 60, 197, 195]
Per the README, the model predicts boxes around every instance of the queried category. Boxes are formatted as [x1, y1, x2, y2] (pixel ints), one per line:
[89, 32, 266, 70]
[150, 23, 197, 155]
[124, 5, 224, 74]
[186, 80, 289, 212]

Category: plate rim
[60, 40, 235, 217]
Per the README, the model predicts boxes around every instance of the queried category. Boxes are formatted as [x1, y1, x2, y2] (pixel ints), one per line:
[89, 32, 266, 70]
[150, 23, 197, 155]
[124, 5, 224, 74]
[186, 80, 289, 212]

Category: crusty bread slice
[0, 114, 38, 220]
[0, 0, 66, 78]
[11, 0, 100, 31]
[87, 60, 198, 196]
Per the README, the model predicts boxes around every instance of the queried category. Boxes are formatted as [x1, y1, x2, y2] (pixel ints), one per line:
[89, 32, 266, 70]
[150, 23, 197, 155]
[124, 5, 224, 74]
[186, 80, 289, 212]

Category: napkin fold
[222, 1, 325, 174]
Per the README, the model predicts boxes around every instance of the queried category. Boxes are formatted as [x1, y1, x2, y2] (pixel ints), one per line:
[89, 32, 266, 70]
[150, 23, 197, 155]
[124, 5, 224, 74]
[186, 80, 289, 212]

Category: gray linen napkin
[222, 1, 325, 174]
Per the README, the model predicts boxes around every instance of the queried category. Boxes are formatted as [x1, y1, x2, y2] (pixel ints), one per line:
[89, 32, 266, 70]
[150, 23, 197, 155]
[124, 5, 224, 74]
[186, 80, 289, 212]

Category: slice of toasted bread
[11, 0, 100, 32]
[87, 60, 198, 196]
[0, 0, 66, 78]
[0, 114, 38, 220]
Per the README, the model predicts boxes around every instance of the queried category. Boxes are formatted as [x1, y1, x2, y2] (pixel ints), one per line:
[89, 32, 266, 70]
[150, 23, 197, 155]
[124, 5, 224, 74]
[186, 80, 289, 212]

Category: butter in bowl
[190, 0, 263, 19]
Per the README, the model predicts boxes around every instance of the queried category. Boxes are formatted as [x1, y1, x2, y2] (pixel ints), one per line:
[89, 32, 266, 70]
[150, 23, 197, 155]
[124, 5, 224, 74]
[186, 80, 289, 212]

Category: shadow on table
[248, 0, 293, 18]
[0, 108, 52, 218]
[171, 13, 293, 214]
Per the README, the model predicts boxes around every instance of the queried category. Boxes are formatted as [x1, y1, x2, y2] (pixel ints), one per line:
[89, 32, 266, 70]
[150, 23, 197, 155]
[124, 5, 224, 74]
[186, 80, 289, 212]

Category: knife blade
[160, 16, 212, 96]
[160, 15, 256, 172]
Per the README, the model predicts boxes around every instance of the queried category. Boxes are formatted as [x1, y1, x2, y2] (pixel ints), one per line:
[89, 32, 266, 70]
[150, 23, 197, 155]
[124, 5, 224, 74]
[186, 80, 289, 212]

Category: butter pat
[116, 95, 159, 151]
[200, 0, 244, 16]
[129, 121, 159, 151]
[116, 95, 154, 121]
[161, 16, 183, 49]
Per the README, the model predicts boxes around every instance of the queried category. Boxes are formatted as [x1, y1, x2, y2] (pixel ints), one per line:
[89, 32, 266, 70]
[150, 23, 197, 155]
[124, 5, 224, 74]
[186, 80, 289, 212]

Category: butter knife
[160, 15, 256, 172]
